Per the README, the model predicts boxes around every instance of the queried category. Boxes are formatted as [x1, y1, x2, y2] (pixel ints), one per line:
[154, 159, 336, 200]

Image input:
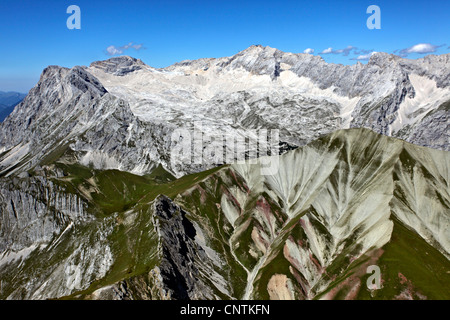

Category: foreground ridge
[0, 128, 448, 300]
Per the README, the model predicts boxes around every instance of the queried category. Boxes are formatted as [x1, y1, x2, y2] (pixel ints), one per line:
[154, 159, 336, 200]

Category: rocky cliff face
[0, 172, 88, 252]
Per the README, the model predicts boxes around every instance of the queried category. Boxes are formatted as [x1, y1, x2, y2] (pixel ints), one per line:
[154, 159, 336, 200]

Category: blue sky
[0, 0, 449, 92]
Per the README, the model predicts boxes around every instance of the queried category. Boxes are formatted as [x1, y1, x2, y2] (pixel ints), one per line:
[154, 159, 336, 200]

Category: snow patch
[0, 243, 40, 268]
[390, 74, 450, 134]
[80, 150, 121, 170]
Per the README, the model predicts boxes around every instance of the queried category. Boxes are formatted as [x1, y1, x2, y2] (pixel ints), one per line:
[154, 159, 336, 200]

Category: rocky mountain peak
[367, 52, 402, 68]
[35, 65, 107, 98]
[67, 66, 108, 97]
[90, 56, 146, 76]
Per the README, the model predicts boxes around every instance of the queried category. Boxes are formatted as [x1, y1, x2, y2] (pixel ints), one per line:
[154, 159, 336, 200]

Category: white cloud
[131, 43, 143, 50]
[320, 47, 333, 54]
[352, 51, 377, 61]
[105, 42, 144, 56]
[334, 45, 355, 56]
[319, 46, 355, 56]
[405, 43, 438, 54]
[398, 43, 441, 57]
[106, 45, 123, 56]
[303, 48, 314, 54]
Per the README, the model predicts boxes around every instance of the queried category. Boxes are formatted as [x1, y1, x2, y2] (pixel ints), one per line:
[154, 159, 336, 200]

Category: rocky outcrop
[66, 195, 233, 300]
[150, 195, 220, 299]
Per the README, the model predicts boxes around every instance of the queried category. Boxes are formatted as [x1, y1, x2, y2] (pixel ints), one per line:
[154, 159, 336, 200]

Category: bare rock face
[0, 173, 88, 252]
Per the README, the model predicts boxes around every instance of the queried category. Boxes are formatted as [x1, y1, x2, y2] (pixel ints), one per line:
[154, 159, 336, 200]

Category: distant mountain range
[0, 91, 27, 122]
[0, 46, 448, 178]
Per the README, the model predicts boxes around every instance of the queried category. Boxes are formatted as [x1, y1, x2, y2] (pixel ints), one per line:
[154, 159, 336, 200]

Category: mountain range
[0, 46, 448, 300]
